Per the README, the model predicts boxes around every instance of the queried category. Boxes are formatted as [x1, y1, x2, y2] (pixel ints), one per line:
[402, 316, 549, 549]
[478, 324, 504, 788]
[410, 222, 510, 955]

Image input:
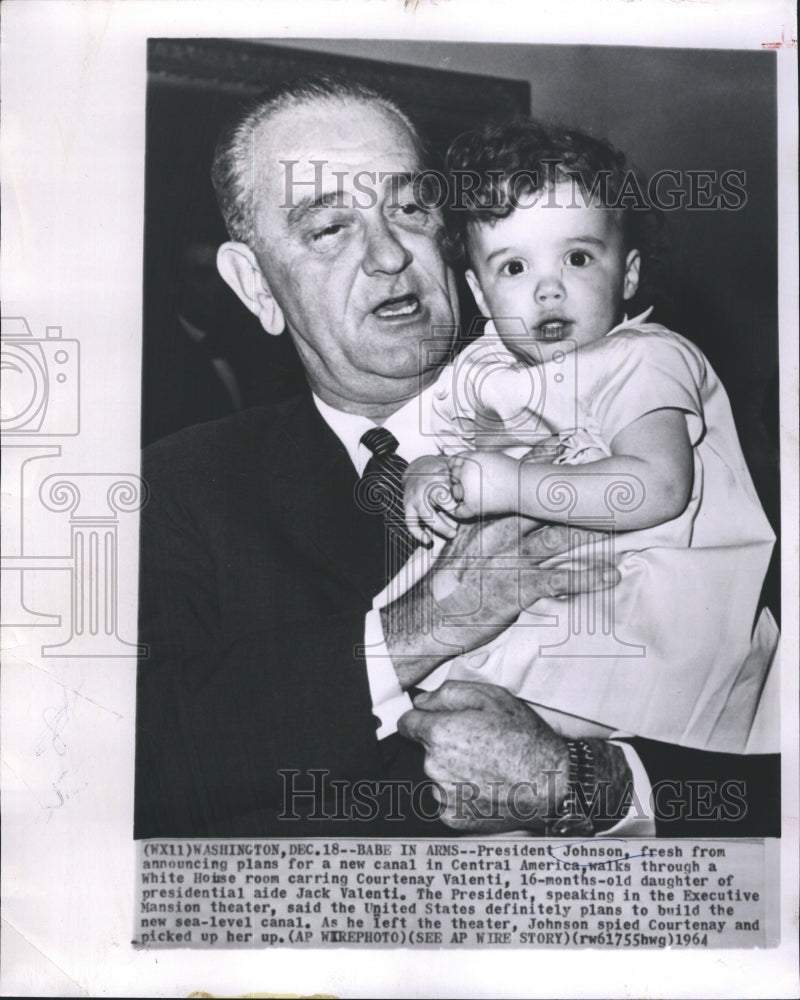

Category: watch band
[547, 739, 596, 837]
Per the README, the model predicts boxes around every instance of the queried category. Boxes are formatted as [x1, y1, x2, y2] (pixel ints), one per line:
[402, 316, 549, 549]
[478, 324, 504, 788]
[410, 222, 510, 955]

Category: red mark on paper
[761, 26, 797, 49]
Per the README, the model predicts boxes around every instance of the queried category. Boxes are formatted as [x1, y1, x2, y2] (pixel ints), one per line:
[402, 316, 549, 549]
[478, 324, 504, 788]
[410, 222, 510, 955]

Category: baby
[404, 119, 777, 751]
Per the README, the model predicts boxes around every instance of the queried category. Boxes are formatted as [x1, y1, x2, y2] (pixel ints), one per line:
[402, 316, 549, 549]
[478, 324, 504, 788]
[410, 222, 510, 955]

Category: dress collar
[607, 307, 655, 335]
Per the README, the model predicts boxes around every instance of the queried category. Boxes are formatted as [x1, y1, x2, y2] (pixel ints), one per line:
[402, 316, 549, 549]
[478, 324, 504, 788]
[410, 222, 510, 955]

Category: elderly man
[134, 76, 778, 839]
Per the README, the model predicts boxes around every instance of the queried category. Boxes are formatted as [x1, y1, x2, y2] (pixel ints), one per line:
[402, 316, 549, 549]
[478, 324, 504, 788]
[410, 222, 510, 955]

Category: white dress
[421, 314, 778, 752]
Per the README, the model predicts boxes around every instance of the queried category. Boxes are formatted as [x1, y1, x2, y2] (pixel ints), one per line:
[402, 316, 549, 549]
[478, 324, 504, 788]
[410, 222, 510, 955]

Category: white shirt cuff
[601, 738, 656, 837]
[364, 612, 658, 831]
[364, 609, 413, 740]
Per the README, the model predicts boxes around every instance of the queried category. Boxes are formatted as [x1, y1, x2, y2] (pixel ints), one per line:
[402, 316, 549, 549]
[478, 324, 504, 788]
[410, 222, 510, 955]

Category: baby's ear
[465, 269, 491, 317]
[216, 242, 285, 335]
[623, 249, 641, 301]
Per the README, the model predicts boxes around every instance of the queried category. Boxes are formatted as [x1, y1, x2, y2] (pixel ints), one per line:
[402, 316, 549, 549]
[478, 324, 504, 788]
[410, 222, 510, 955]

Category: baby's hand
[524, 435, 564, 464]
[403, 455, 460, 544]
[448, 451, 519, 519]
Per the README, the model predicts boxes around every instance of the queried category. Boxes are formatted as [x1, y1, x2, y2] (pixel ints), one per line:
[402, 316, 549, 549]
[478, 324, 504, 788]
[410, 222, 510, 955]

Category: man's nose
[362, 218, 412, 275]
[534, 271, 565, 304]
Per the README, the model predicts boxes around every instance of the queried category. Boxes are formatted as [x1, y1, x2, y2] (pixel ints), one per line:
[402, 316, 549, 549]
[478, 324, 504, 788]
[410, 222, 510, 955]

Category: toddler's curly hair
[443, 118, 664, 295]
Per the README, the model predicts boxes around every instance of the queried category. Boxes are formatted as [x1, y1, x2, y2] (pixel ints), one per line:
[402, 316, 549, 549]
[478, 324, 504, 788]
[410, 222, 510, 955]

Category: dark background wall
[142, 38, 779, 615]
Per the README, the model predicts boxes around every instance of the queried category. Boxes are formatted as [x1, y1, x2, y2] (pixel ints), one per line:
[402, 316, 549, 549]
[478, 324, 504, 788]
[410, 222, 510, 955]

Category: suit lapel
[259, 394, 391, 599]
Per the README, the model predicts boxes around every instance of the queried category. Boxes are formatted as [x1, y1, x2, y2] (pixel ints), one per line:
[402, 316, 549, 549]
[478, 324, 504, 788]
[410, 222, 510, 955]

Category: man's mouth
[372, 294, 421, 320]
[535, 318, 572, 340]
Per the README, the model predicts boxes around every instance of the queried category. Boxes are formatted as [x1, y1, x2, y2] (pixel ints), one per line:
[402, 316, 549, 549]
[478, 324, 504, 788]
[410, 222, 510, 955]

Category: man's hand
[382, 518, 620, 689]
[399, 682, 568, 831]
[399, 681, 633, 833]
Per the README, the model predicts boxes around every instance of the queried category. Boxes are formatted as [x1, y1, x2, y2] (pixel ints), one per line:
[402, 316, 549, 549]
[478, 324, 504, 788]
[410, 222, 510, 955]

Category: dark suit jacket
[134, 395, 780, 838]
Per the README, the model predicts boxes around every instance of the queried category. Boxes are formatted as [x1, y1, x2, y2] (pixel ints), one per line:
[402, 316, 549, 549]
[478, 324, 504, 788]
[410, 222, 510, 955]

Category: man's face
[249, 99, 458, 414]
[465, 183, 640, 365]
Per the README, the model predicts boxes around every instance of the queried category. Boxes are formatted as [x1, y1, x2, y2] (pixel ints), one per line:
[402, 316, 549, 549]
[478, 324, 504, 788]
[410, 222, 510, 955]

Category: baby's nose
[534, 274, 565, 303]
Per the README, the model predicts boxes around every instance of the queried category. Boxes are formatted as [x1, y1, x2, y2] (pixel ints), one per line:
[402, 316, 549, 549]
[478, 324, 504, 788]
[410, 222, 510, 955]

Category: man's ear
[465, 269, 491, 318]
[623, 249, 641, 301]
[216, 242, 285, 335]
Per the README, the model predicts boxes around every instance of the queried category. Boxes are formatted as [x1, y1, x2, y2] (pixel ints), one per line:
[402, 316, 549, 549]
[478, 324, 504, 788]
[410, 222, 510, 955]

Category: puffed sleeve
[588, 328, 707, 446]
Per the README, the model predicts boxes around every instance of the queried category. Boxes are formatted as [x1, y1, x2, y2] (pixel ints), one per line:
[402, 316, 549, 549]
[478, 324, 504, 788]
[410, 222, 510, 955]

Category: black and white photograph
[136, 35, 783, 846]
[2, 1, 798, 996]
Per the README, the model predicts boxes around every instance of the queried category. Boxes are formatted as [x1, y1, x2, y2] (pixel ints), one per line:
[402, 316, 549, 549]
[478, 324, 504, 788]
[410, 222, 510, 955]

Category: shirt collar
[313, 381, 440, 476]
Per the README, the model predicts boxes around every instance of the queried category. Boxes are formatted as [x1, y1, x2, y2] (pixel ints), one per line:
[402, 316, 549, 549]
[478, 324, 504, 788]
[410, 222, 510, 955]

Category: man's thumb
[414, 680, 493, 712]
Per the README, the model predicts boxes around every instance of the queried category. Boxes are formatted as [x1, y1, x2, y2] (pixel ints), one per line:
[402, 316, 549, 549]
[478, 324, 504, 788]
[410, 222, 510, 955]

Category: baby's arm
[404, 437, 566, 542]
[449, 408, 694, 531]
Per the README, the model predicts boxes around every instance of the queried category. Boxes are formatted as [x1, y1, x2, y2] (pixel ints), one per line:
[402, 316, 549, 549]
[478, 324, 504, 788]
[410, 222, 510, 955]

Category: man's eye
[500, 259, 526, 276]
[391, 200, 430, 224]
[566, 250, 592, 267]
[312, 223, 345, 241]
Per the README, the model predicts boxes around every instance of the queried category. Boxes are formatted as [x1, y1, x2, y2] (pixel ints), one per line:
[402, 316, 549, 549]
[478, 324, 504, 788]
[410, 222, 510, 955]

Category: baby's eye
[500, 259, 527, 276]
[565, 249, 592, 267]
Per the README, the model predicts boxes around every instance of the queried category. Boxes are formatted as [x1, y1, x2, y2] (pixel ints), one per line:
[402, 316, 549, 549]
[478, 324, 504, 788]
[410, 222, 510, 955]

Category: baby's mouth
[372, 294, 421, 319]
[535, 318, 571, 340]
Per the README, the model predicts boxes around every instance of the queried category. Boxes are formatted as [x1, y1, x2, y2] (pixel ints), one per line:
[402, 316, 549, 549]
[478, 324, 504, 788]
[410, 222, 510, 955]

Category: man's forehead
[256, 98, 421, 180]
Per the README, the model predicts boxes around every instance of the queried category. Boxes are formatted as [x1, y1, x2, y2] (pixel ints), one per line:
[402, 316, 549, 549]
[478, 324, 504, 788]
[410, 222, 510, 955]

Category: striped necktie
[356, 426, 418, 581]
[357, 427, 426, 751]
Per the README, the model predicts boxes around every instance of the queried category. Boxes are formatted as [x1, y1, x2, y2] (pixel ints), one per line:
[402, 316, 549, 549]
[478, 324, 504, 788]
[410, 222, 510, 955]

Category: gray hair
[211, 75, 424, 246]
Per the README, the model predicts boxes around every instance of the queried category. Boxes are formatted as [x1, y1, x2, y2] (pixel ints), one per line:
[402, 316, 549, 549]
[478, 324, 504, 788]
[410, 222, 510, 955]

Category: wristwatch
[547, 739, 596, 837]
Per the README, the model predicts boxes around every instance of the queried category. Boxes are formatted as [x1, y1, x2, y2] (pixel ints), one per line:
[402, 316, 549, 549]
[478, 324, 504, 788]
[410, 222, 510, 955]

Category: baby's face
[465, 182, 640, 364]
